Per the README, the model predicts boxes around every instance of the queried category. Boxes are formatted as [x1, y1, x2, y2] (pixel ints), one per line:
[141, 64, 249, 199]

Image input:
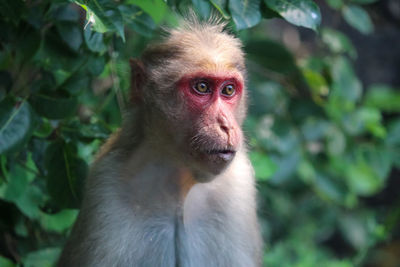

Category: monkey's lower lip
[207, 150, 236, 161]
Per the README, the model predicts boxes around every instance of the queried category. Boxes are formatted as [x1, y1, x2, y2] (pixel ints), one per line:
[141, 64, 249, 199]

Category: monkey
[58, 19, 262, 267]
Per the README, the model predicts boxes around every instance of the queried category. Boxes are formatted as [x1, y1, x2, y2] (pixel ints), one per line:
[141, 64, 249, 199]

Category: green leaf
[45, 141, 87, 208]
[314, 173, 347, 203]
[0, 160, 43, 219]
[77, 4, 108, 33]
[361, 146, 392, 181]
[63, 73, 90, 95]
[2, 164, 29, 202]
[386, 119, 400, 167]
[300, 118, 329, 141]
[119, 5, 156, 37]
[103, 9, 125, 41]
[297, 160, 316, 183]
[302, 69, 329, 97]
[358, 107, 386, 138]
[342, 5, 374, 34]
[330, 57, 362, 102]
[76, 2, 125, 41]
[87, 55, 106, 76]
[29, 138, 49, 176]
[364, 84, 400, 112]
[0, 256, 15, 267]
[52, 3, 80, 22]
[350, 0, 378, 4]
[56, 22, 83, 52]
[33, 118, 53, 138]
[321, 28, 356, 58]
[325, 0, 344, 9]
[346, 157, 383, 196]
[15, 184, 44, 219]
[339, 213, 369, 250]
[192, 0, 213, 19]
[23, 248, 61, 267]
[0, 100, 34, 154]
[261, 4, 281, 18]
[257, 119, 300, 154]
[39, 209, 79, 233]
[250, 82, 287, 115]
[246, 39, 298, 74]
[125, 0, 169, 24]
[16, 29, 41, 63]
[250, 151, 277, 180]
[326, 125, 346, 156]
[269, 151, 301, 184]
[0, 0, 24, 25]
[84, 26, 107, 53]
[386, 119, 400, 146]
[0, 72, 12, 94]
[61, 120, 111, 142]
[30, 93, 78, 120]
[264, 0, 321, 30]
[37, 31, 87, 71]
[210, 0, 230, 18]
[341, 107, 385, 137]
[229, 0, 261, 30]
[301, 56, 325, 72]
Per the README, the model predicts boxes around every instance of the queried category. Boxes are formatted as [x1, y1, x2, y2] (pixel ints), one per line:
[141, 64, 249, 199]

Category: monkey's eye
[193, 81, 210, 94]
[221, 84, 235, 96]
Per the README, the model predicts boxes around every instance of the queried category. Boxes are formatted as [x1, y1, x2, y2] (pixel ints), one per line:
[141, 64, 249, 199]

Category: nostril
[220, 124, 229, 134]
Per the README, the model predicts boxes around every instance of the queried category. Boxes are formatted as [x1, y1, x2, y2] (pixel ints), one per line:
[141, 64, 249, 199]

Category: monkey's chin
[191, 149, 236, 181]
[207, 150, 236, 162]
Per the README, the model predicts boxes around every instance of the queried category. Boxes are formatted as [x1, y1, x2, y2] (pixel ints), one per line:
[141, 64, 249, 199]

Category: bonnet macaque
[58, 19, 262, 267]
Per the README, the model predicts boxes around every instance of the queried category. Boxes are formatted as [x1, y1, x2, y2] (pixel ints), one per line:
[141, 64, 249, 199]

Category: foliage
[0, 0, 399, 266]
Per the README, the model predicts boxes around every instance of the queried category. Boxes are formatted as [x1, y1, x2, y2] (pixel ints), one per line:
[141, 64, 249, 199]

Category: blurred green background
[0, 0, 399, 266]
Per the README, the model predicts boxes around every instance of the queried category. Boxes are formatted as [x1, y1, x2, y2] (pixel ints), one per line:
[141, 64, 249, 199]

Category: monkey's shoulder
[93, 129, 123, 162]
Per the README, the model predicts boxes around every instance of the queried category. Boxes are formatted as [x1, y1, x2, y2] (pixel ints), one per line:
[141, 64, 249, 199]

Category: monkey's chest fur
[64, 153, 260, 267]
[117, 187, 254, 267]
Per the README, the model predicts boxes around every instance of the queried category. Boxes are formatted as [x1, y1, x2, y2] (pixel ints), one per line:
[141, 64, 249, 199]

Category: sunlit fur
[58, 19, 262, 267]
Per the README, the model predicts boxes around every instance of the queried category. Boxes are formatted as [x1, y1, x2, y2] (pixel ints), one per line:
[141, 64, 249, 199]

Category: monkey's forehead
[170, 31, 244, 73]
[142, 23, 246, 85]
[176, 47, 244, 74]
[167, 24, 244, 64]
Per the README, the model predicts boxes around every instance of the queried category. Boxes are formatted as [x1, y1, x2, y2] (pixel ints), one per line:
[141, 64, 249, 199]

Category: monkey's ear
[129, 58, 146, 103]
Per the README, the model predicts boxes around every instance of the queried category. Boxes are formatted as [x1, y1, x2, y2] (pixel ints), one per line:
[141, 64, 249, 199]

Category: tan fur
[94, 129, 122, 161]
[168, 21, 244, 72]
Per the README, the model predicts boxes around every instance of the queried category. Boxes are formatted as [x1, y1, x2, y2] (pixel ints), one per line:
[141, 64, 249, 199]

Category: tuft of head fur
[140, 18, 246, 92]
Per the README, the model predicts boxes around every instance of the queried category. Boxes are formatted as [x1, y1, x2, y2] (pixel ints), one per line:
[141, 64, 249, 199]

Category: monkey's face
[175, 71, 245, 177]
[137, 24, 247, 179]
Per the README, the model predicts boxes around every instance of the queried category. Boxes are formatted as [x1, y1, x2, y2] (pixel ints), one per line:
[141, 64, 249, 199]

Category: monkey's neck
[121, 140, 197, 209]
[175, 168, 197, 200]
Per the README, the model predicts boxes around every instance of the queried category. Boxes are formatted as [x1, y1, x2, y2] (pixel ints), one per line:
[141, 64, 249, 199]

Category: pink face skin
[178, 72, 243, 110]
[177, 72, 244, 174]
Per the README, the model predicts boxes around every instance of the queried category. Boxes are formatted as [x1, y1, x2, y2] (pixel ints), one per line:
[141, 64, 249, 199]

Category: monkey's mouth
[206, 149, 236, 162]
[190, 148, 237, 175]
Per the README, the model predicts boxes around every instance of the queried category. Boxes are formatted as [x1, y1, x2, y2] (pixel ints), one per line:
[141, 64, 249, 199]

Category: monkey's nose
[217, 115, 231, 134]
